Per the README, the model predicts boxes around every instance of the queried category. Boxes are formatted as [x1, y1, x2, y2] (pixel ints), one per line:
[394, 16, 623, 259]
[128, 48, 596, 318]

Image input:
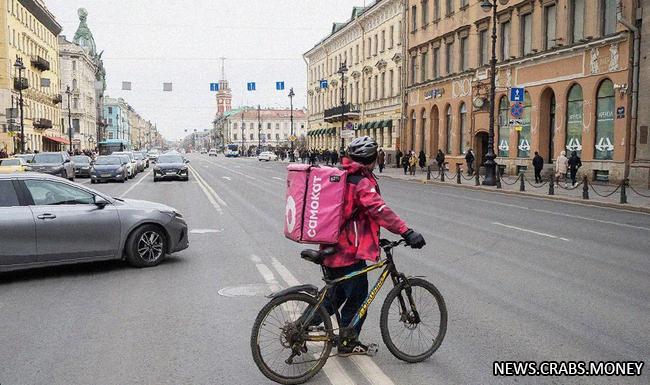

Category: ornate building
[225, 107, 307, 151]
[405, 0, 640, 183]
[304, 0, 405, 162]
[1, 0, 66, 153]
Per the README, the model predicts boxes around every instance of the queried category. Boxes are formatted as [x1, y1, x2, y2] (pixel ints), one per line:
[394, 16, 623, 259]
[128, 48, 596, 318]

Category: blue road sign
[320, 80, 328, 89]
[210, 83, 220, 92]
[510, 87, 525, 102]
[276, 81, 285, 91]
[247, 82, 256, 91]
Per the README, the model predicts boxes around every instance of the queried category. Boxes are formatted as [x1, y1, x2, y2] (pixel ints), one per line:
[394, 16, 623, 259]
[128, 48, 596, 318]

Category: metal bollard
[456, 165, 461, 184]
[496, 168, 502, 189]
[582, 176, 589, 199]
[427, 165, 431, 180]
[441, 168, 445, 182]
[519, 172, 525, 192]
[620, 178, 628, 204]
[475, 171, 480, 186]
[548, 175, 555, 195]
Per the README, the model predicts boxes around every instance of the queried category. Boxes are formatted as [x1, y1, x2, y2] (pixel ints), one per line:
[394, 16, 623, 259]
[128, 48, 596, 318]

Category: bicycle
[250, 239, 448, 384]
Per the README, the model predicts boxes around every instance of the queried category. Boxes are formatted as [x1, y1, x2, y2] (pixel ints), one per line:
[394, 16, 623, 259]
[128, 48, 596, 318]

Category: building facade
[304, 0, 405, 162]
[103, 97, 130, 144]
[405, 0, 639, 183]
[225, 107, 307, 151]
[1, 0, 66, 154]
[127, 107, 154, 150]
[631, 0, 649, 187]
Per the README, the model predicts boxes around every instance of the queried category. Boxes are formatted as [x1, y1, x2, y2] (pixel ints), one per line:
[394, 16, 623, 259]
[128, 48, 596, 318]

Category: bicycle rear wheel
[251, 293, 333, 384]
[380, 277, 447, 363]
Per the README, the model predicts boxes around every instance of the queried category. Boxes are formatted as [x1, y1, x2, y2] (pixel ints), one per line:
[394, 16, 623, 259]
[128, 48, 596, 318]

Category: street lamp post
[257, 104, 261, 154]
[338, 62, 348, 154]
[14, 58, 26, 154]
[240, 110, 245, 156]
[289, 88, 295, 162]
[480, 0, 507, 186]
[65, 86, 73, 153]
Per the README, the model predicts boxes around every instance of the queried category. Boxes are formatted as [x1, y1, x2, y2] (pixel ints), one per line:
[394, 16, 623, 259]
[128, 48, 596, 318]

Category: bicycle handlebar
[379, 238, 406, 250]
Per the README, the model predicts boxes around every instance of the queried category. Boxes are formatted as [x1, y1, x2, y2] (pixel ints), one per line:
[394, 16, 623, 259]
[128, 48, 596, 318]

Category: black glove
[401, 229, 426, 249]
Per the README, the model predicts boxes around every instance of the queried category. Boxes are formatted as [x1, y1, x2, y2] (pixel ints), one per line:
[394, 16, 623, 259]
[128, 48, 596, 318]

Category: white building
[225, 107, 307, 150]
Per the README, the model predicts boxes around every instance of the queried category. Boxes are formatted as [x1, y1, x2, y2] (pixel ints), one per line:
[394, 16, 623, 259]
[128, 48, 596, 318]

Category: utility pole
[289, 88, 295, 162]
[66, 86, 73, 152]
[14, 58, 26, 154]
[240, 110, 245, 156]
[257, 104, 261, 154]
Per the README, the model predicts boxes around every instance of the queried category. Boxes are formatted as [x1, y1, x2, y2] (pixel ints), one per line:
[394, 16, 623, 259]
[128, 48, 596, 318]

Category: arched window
[459, 103, 467, 154]
[72, 79, 77, 90]
[420, 109, 426, 152]
[498, 96, 510, 157]
[517, 92, 532, 158]
[410, 111, 416, 151]
[595, 79, 615, 160]
[565, 84, 583, 156]
[445, 105, 452, 154]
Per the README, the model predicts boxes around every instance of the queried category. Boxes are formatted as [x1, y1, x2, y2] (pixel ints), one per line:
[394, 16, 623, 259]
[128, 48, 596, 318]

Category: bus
[98, 139, 131, 156]
[225, 143, 239, 157]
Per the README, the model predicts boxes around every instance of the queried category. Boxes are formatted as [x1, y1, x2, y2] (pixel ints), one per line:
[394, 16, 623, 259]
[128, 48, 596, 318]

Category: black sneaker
[338, 340, 369, 357]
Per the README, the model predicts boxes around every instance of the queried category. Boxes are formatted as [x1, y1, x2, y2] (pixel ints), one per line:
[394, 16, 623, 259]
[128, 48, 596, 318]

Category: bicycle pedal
[366, 343, 379, 357]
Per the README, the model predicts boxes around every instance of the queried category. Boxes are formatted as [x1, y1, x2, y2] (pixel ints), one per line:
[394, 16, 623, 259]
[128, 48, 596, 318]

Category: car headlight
[161, 210, 183, 219]
[117, 167, 124, 172]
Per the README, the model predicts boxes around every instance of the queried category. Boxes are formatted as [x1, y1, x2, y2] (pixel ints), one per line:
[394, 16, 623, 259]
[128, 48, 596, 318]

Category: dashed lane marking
[493, 222, 571, 241]
[119, 170, 152, 198]
[272, 177, 283, 181]
[189, 229, 224, 234]
[222, 176, 232, 181]
[189, 165, 228, 207]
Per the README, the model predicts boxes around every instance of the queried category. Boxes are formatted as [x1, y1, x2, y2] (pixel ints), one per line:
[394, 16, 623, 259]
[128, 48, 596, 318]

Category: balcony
[13, 77, 29, 91]
[34, 118, 53, 129]
[324, 103, 360, 123]
[31, 56, 50, 71]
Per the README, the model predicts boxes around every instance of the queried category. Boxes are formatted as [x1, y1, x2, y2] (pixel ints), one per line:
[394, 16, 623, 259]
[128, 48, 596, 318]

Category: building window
[544, 4, 557, 49]
[249, 133, 254, 140]
[72, 119, 80, 133]
[355, 44, 359, 63]
[276, 123, 280, 130]
[445, 105, 452, 154]
[420, 51, 428, 81]
[601, 0, 617, 35]
[433, 47, 440, 78]
[374, 75, 378, 100]
[433, 0, 440, 21]
[498, 97, 510, 157]
[445, 0, 453, 16]
[72, 61, 76, 70]
[108, 131, 114, 139]
[267, 123, 271, 129]
[275, 133, 280, 141]
[389, 70, 394, 96]
[108, 107, 112, 114]
[233, 133, 237, 140]
[566, 84, 584, 157]
[595, 79, 615, 160]
[517, 92, 532, 158]
[380, 30, 385, 52]
[459, 103, 467, 153]
[233, 122, 237, 131]
[411, 5, 417, 32]
[389, 26, 394, 48]
[570, 0, 585, 43]
[479, 29, 489, 66]
[374, 34, 378, 55]
[460, 36, 469, 71]
[410, 55, 417, 85]
[445, 41, 454, 74]
[367, 38, 372, 58]
[410, 111, 416, 150]
[380, 72, 385, 99]
[422, 0, 428, 26]
[500, 20, 511, 60]
[521, 13, 533, 55]
[72, 78, 77, 90]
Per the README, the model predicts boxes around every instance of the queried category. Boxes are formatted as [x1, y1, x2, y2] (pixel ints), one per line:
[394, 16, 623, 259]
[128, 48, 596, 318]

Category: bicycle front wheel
[380, 277, 447, 363]
[251, 293, 333, 385]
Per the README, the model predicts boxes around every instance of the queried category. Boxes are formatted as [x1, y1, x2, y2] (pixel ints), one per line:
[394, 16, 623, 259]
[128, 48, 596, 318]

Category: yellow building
[1, 0, 65, 154]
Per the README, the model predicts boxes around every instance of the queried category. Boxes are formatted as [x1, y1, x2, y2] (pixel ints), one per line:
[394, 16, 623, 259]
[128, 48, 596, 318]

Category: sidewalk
[376, 165, 650, 212]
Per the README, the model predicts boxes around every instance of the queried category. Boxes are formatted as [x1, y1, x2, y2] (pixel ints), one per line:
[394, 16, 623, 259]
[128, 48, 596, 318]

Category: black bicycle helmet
[347, 136, 378, 164]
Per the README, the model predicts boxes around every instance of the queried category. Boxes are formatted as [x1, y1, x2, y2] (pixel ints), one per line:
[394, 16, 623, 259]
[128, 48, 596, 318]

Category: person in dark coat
[401, 151, 410, 175]
[532, 151, 544, 183]
[418, 150, 426, 171]
[568, 151, 582, 186]
[0, 148, 7, 159]
[395, 148, 403, 167]
[324, 149, 331, 165]
[435, 149, 445, 176]
[331, 149, 339, 165]
[377, 149, 385, 173]
[465, 149, 475, 176]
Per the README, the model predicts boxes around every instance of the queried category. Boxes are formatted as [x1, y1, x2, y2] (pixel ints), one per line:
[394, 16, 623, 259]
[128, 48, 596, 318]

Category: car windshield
[134, 154, 143, 160]
[0, 159, 21, 166]
[157, 155, 184, 164]
[33, 153, 63, 163]
[72, 156, 90, 164]
[16, 154, 33, 162]
[118, 156, 130, 164]
[94, 156, 121, 165]
[112, 152, 133, 160]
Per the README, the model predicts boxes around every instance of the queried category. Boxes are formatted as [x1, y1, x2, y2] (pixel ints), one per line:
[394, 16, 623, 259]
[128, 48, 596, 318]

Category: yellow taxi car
[0, 158, 31, 173]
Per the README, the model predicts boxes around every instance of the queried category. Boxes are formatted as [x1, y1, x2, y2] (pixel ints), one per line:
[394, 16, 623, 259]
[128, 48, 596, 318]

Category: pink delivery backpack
[284, 164, 347, 244]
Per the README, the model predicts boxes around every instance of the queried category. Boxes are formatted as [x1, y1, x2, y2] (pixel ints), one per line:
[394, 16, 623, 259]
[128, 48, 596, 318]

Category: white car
[258, 151, 278, 161]
[208, 148, 218, 157]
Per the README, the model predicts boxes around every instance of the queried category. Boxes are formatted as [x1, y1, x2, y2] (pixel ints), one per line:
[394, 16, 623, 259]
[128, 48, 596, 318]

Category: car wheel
[91, 179, 96, 184]
[153, 177, 158, 182]
[125, 225, 167, 268]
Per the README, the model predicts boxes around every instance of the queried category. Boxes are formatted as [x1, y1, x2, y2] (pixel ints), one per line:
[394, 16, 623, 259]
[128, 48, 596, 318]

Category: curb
[377, 174, 650, 215]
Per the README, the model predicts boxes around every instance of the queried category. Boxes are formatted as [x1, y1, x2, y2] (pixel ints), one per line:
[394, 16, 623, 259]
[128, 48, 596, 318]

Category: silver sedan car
[0, 173, 189, 272]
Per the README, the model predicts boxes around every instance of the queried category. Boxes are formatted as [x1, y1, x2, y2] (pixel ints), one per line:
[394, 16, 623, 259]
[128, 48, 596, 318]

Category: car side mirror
[64, 159, 71, 163]
[185, 159, 190, 163]
[94, 196, 109, 208]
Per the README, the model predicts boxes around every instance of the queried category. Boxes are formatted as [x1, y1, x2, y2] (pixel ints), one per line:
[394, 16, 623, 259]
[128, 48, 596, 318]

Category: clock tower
[216, 59, 232, 117]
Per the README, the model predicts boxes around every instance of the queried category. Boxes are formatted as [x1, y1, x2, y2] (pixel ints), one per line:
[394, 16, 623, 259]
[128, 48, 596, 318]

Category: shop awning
[43, 136, 70, 144]
[385, 119, 393, 128]
[369, 121, 378, 129]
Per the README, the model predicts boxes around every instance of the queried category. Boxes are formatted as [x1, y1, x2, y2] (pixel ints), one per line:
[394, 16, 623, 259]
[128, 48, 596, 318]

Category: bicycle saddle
[300, 247, 336, 265]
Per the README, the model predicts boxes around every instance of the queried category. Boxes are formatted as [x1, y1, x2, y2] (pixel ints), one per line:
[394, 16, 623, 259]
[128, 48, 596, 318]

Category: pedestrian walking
[555, 151, 569, 186]
[465, 148, 475, 176]
[532, 151, 544, 183]
[568, 151, 582, 186]
[377, 149, 385, 173]
[396, 148, 403, 168]
[418, 150, 426, 172]
[0, 147, 7, 159]
[324, 149, 331, 165]
[401, 151, 410, 175]
[408, 151, 417, 176]
[435, 149, 445, 175]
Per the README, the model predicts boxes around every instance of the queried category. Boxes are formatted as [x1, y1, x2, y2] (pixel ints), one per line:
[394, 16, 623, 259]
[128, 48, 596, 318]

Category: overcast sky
[47, 0, 368, 141]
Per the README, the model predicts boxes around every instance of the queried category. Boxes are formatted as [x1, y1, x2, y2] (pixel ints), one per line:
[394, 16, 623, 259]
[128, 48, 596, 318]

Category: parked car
[208, 148, 218, 157]
[0, 158, 31, 173]
[200, 149, 208, 154]
[0, 173, 189, 272]
[30, 152, 75, 181]
[90, 155, 129, 183]
[133, 152, 146, 172]
[148, 149, 160, 163]
[112, 152, 137, 178]
[14, 154, 34, 164]
[115, 155, 135, 178]
[71, 155, 92, 178]
[153, 153, 189, 182]
[135, 151, 149, 168]
[257, 151, 278, 161]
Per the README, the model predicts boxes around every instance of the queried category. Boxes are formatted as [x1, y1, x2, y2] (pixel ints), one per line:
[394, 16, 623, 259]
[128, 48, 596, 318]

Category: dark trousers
[403, 164, 408, 175]
[466, 161, 474, 175]
[321, 261, 369, 336]
[378, 163, 385, 173]
[570, 168, 578, 185]
[534, 168, 542, 183]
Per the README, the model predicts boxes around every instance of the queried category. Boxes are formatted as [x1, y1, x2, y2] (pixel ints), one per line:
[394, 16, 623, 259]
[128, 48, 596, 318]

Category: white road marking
[222, 176, 232, 181]
[493, 222, 571, 241]
[119, 170, 152, 198]
[189, 229, 223, 234]
[273, 176, 283, 181]
[188, 166, 223, 214]
[531, 208, 650, 232]
[249, 254, 262, 263]
[189, 165, 228, 207]
[205, 159, 256, 180]
[269, 257, 395, 385]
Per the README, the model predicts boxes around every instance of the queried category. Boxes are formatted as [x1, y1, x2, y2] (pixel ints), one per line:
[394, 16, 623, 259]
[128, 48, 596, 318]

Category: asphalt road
[1, 154, 648, 385]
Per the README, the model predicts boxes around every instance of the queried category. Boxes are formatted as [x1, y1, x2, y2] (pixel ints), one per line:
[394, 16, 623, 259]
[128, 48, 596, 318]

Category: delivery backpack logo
[283, 164, 347, 245]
